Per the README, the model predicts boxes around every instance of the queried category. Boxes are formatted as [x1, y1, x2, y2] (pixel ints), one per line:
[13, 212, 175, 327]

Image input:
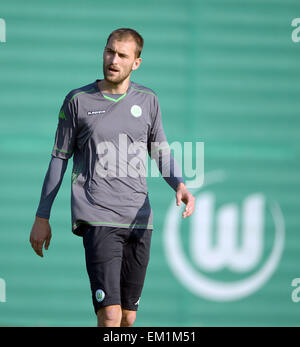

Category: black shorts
[82, 225, 152, 315]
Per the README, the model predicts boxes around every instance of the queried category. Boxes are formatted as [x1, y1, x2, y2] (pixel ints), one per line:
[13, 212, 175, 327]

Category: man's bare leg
[97, 304, 122, 327]
[120, 308, 137, 327]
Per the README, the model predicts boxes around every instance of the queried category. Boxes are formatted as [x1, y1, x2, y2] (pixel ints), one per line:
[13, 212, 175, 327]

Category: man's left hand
[176, 183, 195, 218]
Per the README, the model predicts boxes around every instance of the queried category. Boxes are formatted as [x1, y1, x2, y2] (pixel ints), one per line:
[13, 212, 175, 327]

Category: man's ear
[132, 57, 142, 71]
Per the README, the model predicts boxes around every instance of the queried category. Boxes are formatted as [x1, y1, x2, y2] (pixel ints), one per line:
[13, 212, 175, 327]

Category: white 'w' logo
[164, 178, 285, 301]
[191, 193, 264, 272]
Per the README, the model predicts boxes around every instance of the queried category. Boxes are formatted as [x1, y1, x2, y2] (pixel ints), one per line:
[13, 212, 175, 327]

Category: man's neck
[98, 78, 130, 94]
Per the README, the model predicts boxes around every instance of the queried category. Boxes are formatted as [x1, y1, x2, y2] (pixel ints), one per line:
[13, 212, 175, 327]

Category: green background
[0, 0, 300, 326]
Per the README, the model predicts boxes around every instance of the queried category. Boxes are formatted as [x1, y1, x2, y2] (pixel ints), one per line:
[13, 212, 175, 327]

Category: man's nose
[111, 53, 120, 65]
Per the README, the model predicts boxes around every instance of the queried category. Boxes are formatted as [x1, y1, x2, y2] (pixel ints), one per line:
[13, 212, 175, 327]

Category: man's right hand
[30, 216, 52, 257]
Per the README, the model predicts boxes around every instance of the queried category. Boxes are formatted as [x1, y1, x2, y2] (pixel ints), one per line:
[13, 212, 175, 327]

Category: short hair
[106, 28, 144, 58]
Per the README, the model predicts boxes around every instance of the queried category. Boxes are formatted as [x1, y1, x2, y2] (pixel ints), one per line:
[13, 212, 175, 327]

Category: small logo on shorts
[134, 297, 140, 306]
[130, 105, 142, 118]
[95, 289, 105, 302]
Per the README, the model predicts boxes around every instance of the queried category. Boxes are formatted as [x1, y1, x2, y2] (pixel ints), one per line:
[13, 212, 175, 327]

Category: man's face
[103, 37, 141, 85]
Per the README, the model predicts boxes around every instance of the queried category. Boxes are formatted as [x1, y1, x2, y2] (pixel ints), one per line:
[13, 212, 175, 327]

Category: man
[30, 28, 195, 327]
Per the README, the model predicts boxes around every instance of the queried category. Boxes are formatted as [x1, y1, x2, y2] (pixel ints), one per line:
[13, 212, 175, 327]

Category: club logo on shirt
[87, 110, 106, 116]
[95, 289, 105, 302]
[130, 105, 142, 118]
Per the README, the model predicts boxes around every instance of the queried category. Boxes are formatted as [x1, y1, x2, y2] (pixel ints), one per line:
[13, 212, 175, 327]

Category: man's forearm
[36, 156, 68, 219]
[158, 151, 185, 191]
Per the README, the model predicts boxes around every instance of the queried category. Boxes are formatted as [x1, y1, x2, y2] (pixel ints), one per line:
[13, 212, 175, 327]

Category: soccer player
[30, 28, 195, 327]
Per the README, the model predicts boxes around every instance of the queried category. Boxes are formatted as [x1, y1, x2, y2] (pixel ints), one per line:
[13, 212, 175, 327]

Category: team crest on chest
[130, 105, 142, 118]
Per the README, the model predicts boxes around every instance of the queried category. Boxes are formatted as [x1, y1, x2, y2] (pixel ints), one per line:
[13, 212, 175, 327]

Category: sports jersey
[44, 79, 184, 236]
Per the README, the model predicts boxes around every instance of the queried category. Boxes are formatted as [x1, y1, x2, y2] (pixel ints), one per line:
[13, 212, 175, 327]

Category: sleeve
[147, 95, 168, 158]
[36, 156, 68, 219]
[148, 95, 185, 191]
[158, 154, 185, 191]
[51, 97, 78, 159]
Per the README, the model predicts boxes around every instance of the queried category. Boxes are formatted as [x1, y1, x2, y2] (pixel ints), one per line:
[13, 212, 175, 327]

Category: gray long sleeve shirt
[36, 79, 184, 236]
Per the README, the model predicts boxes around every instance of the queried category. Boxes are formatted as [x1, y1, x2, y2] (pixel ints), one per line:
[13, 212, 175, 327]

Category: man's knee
[121, 309, 137, 327]
[97, 304, 122, 327]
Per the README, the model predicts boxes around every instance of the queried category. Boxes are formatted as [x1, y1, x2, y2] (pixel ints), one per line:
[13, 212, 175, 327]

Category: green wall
[0, 0, 300, 326]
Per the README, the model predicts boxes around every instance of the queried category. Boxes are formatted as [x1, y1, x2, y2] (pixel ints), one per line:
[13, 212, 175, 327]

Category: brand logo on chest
[87, 110, 106, 116]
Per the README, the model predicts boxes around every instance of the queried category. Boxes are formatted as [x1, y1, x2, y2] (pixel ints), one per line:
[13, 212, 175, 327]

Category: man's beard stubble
[103, 63, 132, 85]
